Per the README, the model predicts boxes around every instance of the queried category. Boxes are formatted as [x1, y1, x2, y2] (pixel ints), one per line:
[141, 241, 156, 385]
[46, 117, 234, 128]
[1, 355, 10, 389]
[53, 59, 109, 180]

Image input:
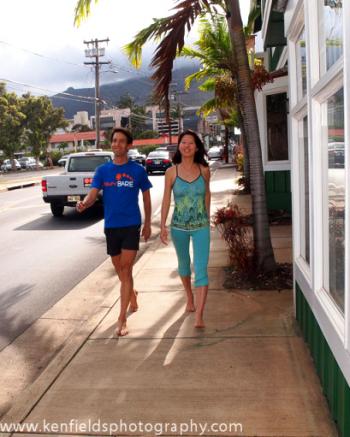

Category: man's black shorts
[104, 226, 141, 256]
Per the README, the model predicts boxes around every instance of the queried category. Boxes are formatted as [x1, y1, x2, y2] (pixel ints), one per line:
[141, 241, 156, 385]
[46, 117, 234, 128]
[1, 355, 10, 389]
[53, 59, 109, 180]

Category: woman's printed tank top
[171, 165, 209, 230]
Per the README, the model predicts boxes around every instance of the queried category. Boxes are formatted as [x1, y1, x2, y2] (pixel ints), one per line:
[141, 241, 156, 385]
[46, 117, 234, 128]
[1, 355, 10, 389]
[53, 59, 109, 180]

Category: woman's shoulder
[199, 164, 210, 179]
[165, 165, 176, 180]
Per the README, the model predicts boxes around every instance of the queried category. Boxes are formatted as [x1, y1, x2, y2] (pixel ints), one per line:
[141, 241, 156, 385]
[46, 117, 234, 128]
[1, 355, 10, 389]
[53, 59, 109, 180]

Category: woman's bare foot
[194, 317, 205, 328]
[129, 290, 138, 312]
[186, 299, 196, 312]
[116, 318, 128, 336]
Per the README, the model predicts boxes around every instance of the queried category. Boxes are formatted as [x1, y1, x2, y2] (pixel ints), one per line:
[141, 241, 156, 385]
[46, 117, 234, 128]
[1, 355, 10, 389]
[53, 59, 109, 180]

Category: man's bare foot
[129, 290, 138, 312]
[186, 300, 196, 312]
[116, 319, 128, 336]
[194, 317, 205, 328]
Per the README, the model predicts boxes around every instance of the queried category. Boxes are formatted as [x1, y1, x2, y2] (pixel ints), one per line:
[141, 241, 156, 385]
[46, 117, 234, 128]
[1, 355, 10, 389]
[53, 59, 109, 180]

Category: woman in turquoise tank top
[160, 130, 211, 328]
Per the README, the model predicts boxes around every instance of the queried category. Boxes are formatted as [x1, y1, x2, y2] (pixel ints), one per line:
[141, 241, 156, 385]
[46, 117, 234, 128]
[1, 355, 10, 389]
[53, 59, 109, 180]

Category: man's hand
[76, 201, 87, 213]
[142, 223, 151, 242]
[160, 226, 168, 245]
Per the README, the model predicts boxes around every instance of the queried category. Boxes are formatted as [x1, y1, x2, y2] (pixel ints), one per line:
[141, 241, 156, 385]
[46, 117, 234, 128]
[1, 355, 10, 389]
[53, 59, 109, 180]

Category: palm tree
[74, 0, 276, 273]
[177, 16, 249, 171]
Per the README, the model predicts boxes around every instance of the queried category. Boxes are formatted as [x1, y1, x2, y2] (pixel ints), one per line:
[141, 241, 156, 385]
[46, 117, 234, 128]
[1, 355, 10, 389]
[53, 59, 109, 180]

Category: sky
[0, 0, 251, 96]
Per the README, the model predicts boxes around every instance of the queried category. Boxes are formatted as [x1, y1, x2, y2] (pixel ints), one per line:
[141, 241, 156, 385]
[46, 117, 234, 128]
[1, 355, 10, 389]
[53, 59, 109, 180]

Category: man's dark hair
[110, 127, 133, 144]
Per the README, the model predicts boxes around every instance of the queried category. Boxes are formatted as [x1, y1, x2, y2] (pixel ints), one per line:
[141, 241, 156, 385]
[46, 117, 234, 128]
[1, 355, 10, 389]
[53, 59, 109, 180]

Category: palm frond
[180, 46, 207, 61]
[74, 0, 97, 26]
[184, 68, 217, 90]
[198, 98, 218, 117]
[244, 2, 261, 37]
[149, 0, 214, 113]
[123, 18, 168, 68]
[198, 77, 216, 92]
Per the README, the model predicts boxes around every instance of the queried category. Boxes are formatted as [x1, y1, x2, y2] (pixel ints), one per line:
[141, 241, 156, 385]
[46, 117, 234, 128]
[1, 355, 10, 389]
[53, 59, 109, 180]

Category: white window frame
[289, 0, 350, 388]
[342, 0, 350, 351]
[288, 2, 312, 287]
[255, 76, 290, 172]
[297, 110, 311, 272]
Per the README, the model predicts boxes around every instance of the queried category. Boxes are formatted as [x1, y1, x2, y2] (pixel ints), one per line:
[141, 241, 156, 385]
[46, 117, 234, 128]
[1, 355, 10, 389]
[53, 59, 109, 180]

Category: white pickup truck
[42, 151, 114, 216]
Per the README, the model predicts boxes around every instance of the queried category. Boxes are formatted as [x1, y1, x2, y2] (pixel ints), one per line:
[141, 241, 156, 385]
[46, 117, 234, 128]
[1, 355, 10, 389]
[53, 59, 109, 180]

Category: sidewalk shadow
[0, 285, 63, 418]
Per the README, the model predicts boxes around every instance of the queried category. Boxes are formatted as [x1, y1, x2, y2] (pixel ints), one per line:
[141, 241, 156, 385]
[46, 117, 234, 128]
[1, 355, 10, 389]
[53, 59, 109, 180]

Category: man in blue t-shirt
[76, 128, 152, 336]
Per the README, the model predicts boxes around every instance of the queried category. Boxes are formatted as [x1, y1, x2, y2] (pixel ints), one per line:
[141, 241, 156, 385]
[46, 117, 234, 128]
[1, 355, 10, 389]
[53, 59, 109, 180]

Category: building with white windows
[254, 1, 349, 435]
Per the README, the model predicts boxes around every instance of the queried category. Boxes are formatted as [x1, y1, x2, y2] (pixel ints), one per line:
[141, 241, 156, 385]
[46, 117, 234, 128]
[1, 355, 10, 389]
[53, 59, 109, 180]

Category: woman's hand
[160, 226, 168, 245]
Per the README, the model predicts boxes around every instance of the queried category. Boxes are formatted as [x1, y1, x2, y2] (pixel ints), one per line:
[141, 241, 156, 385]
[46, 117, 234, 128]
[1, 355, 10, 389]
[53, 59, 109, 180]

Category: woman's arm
[160, 166, 175, 244]
[202, 166, 211, 219]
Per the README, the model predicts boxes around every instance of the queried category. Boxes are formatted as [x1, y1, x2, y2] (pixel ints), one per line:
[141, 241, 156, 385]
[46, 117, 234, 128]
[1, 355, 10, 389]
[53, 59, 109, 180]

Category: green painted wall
[296, 284, 350, 437]
[265, 170, 291, 212]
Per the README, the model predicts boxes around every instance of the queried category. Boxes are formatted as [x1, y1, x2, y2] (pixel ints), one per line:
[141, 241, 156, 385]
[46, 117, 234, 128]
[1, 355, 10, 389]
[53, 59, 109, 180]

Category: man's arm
[141, 189, 152, 241]
[76, 188, 99, 213]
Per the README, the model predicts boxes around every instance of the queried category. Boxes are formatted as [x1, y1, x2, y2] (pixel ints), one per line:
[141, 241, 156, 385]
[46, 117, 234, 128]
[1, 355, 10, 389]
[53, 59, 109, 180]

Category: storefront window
[299, 116, 310, 264]
[296, 28, 307, 99]
[266, 93, 289, 161]
[320, 0, 343, 73]
[325, 87, 345, 311]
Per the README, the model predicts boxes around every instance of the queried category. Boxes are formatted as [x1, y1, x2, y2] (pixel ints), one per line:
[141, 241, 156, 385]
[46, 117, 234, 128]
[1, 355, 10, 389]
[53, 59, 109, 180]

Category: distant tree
[21, 93, 68, 164]
[101, 128, 113, 149]
[137, 130, 159, 139]
[117, 93, 135, 109]
[58, 142, 69, 153]
[0, 83, 26, 168]
[71, 123, 92, 132]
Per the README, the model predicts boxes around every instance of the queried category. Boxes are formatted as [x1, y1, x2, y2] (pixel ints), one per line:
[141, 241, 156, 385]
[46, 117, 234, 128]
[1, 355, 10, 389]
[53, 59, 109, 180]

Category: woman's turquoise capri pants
[170, 226, 210, 287]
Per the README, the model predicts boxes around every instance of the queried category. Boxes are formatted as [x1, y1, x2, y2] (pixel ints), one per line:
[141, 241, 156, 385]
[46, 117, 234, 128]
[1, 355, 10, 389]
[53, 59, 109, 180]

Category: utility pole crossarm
[83, 38, 111, 147]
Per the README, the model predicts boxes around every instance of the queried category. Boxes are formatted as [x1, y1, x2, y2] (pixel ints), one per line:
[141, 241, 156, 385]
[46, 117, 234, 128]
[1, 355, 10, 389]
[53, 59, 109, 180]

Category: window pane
[266, 93, 289, 161]
[296, 29, 307, 99]
[320, 0, 343, 72]
[68, 156, 112, 172]
[299, 116, 310, 264]
[326, 87, 345, 311]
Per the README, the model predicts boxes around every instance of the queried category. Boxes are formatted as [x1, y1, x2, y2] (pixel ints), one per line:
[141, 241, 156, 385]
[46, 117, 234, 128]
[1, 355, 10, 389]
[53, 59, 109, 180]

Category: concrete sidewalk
[1, 165, 337, 436]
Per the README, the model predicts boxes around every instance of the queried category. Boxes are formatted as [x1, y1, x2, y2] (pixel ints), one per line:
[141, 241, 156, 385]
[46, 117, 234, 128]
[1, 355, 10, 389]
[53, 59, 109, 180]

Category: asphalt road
[0, 174, 165, 351]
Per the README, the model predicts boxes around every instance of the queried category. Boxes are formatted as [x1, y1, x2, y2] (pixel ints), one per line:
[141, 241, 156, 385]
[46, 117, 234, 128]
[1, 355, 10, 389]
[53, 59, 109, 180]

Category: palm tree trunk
[238, 109, 250, 188]
[224, 125, 229, 163]
[225, 0, 276, 272]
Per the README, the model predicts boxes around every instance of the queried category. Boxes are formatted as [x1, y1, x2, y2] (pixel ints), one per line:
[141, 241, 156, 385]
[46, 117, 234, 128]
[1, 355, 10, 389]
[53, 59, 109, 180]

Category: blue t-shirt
[91, 160, 152, 228]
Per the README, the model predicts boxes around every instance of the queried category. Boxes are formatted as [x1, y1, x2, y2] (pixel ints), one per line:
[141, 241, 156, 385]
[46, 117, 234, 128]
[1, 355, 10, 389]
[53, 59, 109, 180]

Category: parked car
[42, 151, 114, 217]
[145, 151, 172, 174]
[127, 149, 146, 166]
[58, 155, 69, 167]
[1, 159, 21, 172]
[207, 146, 223, 160]
[18, 157, 43, 170]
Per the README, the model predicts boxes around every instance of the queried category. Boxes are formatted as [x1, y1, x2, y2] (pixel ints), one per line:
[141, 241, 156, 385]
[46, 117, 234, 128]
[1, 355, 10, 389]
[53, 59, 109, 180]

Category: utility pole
[84, 38, 110, 147]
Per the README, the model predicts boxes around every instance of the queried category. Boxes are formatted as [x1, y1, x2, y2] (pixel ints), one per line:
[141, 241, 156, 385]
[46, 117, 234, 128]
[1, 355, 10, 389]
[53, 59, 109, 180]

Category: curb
[0, 181, 41, 192]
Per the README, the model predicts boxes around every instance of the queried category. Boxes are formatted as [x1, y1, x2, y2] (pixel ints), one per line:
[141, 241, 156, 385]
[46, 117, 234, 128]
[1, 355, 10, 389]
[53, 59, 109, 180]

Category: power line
[4, 82, 97, 107]
[0, 78, 99, 102]
[0, 40, 90, 70]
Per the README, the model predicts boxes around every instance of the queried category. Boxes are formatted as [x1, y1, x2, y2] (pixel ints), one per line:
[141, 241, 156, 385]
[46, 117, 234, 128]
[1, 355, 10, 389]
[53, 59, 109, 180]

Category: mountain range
[50, 65, 212, 119]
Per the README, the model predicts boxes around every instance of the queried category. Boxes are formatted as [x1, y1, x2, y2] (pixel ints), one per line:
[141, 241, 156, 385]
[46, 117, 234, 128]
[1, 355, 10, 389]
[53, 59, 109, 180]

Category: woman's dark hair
[173, 130, 208, 166]
[110, 127, 133, 144]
